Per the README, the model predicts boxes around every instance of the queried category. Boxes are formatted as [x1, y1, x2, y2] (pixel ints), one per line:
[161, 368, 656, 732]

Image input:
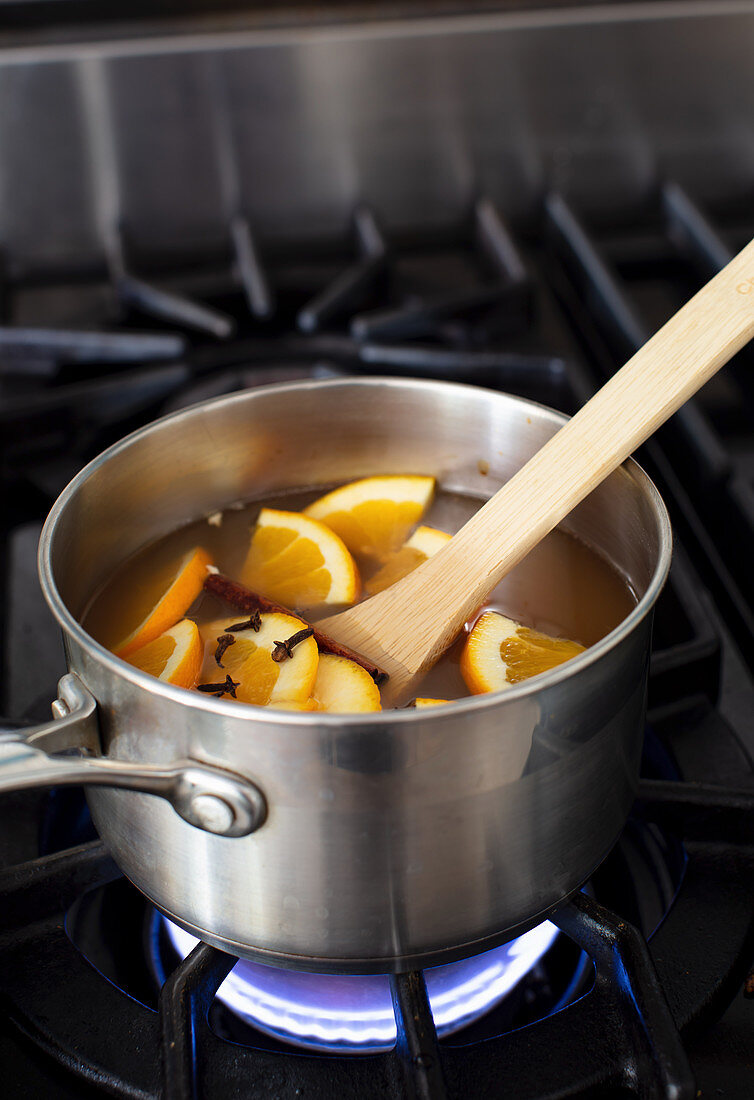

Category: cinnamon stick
[203, 573, 389, 685]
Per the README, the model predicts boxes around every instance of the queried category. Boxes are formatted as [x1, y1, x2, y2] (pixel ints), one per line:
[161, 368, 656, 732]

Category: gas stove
[3, 182, 754, 1099]
[2, 4, 754, 1097]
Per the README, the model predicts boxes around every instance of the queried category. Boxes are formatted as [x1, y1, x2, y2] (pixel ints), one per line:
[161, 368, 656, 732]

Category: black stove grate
[542, 187, 754, 666]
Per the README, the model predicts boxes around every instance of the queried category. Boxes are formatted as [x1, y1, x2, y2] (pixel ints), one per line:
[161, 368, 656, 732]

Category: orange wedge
[414, 697, 450, 708]
[304, 476, 435, 561]
[241, 508, 359, 610]
[126, 619, 203, 688]
[114, 547, 213, 657]
[365, 525, 451, 595]
[461, 611, 586, 695]
[199, 612, 319, 706]
[309, 654, 382, 713]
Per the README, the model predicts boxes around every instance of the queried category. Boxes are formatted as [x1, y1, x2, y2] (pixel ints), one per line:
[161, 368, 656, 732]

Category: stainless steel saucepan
[0, 378, 671, 973]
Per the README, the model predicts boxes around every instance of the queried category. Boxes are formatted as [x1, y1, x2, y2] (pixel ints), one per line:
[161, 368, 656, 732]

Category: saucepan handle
[0, 674, 266, 838]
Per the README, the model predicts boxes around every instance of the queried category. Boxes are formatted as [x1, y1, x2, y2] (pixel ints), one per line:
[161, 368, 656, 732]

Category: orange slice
[126, 619, 203, 688]
[304, 476, 435, 561]
[241, 508, 359, 610]
[114, 547, 213, 657]
[271, 699, 321, 712]
[199, 612, 319, 706]
[309, 654, 382, 713]
[365, 525, 451, 595]
[414, 697, 450, 708]
[461, 611, 586, 695]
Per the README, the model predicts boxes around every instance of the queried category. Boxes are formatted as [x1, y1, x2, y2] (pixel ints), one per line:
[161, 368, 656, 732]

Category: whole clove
[197, 675, 240, 699]
[225, 611, 261, 633]
[214, 633, 236, 667]
[271, 627, 314, 663]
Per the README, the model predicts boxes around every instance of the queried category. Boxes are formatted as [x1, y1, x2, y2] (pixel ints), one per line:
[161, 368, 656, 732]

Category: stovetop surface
[1, 189, 754, 1097]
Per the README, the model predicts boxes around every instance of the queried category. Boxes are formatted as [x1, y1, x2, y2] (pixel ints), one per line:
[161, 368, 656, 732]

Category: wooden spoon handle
[427, 235, 752, 620]
[404, 236, 754, 660]
[321, 237, 754, 691]
[445, 236, 754, 597]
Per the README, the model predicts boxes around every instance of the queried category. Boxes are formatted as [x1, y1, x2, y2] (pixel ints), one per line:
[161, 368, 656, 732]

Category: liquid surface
[84, 486, 637, 707]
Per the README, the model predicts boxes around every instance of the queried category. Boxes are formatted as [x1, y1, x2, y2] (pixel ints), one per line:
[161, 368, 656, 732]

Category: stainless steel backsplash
[1, 3, 752, 269]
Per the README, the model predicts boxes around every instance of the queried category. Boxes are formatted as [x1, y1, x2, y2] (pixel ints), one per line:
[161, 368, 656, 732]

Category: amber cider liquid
[84, 486, 637, 705]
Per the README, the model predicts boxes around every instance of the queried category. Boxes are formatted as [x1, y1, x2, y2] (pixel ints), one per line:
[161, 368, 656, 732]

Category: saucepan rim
[38, 376, 672, 724]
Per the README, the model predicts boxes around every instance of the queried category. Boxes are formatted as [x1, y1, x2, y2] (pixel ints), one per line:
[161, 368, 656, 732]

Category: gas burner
[161, 918, 560, 1054]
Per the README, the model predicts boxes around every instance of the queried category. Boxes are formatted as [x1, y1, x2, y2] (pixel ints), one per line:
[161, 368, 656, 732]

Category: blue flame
[164, 919, 559, 1053]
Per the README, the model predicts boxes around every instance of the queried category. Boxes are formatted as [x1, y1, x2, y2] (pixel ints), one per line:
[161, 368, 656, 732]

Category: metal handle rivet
[189, 794, 235, 834]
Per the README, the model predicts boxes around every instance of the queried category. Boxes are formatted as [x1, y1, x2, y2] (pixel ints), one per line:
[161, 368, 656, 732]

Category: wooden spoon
[319, 238, 754, 700]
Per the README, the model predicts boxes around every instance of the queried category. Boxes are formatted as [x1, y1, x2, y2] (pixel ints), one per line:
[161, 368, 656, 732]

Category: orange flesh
[501, 629, 586, 684]
[128, 634, 176, 677]
[314, 501, 427, 561]
[365, 546, 426, 595]
[112, 546, 212, 657]
[244, 527, 331, 606]
[221, 644, 280, 706]
[240, 510, 359, 609]
[125, 619, 204, 688]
